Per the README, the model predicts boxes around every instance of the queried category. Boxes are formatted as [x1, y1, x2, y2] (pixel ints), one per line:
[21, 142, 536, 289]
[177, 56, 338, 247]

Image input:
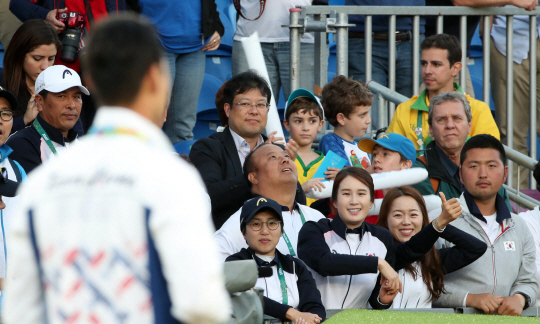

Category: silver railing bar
[530, 15, 537, 190]
[506, 15, 514, 188]
[301, 6, 540, 16]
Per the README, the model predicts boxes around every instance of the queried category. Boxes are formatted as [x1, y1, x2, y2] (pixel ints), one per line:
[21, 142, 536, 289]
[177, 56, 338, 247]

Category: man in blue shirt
[346, 0, 425, 130]
[138, 0, 224, 144]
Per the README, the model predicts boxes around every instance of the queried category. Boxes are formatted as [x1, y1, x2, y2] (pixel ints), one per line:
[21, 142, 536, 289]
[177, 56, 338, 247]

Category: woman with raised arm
[377, 186, 487, 308]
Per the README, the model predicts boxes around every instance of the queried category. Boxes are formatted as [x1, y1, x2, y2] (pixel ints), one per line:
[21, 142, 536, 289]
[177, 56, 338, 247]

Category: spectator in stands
[214, 143, 324, 261]
[298, 167, 401, 309]
[424, 0, 536, 98]
[226, 196, 325, 324]
[433, 134, 538, 315]
[0, 0, 21, 49]
[491, 12, 539, 189]
[387, 34, 499, 152]
[3, 14, 231, 324]
[138, 0, 224, 144]
[357, 132, 417, 223]
[377, 186, 486, 308]
[283, 88, 337, 206]
[232, 0, 327, 104]
[346, 0, 424, 130]
[319, 75, 372, 169]
[6, 65, 88, 174]
[2, 20, 68, 135]
[411, 92, 510, 206]
[190, 71, 303, 229]
[0, 87, 27, 290]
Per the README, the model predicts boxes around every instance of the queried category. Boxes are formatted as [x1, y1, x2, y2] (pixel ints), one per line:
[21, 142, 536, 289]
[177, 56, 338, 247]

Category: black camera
[56, 11, 86, 63]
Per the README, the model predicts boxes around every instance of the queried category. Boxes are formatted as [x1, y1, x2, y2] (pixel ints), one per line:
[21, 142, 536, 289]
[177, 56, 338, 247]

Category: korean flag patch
[504, 241, 516, 251]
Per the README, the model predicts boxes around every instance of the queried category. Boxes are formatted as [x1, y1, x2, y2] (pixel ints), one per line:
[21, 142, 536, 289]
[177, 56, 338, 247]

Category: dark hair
[223, 70, 271, 108]
[242, 143, 283, 189]
[81, 14, 163, 106]
[3, 20, 62, 116]
[421, 33, 462, 67]
[285, 97, 323, 122]
[377, 186, 446, 301]
[331, 167, 374, 203]
[321, 75, 373, 127]
[215, 80, 229, 127]
[460, 134, 506, 167]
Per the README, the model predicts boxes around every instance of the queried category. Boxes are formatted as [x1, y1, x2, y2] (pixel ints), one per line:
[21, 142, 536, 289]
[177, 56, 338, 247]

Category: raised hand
[436, 191, 462, 229]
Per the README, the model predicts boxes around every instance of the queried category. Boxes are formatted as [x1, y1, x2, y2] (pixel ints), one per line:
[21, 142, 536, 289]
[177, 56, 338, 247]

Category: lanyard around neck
[281, 207, 307, 256]
[415, 110, 425, 151]
[33, 119, 58, 155]
[277, 259, 288, 305]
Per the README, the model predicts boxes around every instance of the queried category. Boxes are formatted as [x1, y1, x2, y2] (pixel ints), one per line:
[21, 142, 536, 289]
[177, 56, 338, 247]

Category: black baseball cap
[240, 196, 284, 226]
[0, 86, 18, 111]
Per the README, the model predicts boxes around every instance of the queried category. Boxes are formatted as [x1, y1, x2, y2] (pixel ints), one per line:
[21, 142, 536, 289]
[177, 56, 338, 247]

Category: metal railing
[366, 81, 540, 209]
[287, 5, 540, 189]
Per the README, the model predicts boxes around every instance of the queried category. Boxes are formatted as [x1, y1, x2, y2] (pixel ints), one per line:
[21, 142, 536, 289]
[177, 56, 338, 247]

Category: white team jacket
[4, 107, 230, 324]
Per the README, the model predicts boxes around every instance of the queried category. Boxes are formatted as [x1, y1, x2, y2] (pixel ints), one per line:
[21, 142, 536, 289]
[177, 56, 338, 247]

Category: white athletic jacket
[4, 107, 230, 324]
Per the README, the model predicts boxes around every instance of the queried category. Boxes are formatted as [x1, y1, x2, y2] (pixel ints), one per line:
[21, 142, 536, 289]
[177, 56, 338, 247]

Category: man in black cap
[0, 86, 26, 289]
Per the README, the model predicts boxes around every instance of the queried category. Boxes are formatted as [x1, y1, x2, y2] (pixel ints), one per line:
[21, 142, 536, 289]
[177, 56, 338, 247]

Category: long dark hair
[377, 186, 446, 301]
[3, 20, 61, 115]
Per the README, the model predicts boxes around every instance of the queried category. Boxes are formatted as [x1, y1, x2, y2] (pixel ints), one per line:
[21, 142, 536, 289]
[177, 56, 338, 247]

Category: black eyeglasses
[0, 168, 7, 184]
[0, 111, 13, 122]
[248, 219, 281, 231]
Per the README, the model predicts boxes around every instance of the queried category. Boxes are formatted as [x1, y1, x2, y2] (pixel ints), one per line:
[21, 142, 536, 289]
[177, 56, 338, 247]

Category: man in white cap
[6, 65, 89, 174]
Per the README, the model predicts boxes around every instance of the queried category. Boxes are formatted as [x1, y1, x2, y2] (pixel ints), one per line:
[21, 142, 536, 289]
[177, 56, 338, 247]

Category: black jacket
[226, 248, 326, 321]
[189, 127, 306, 229]
[6, 114, 78, 174]
[393, 223, 488, 274]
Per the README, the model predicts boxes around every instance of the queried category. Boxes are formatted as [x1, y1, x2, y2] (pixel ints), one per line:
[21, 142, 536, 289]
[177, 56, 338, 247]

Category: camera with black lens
[56, 11, 86, 63]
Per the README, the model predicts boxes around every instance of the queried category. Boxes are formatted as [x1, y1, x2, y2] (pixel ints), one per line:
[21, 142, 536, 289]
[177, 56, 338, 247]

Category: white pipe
[366, 195, 441, 216]
[306, 168, 428, 199]
[240, 32, 285, 140]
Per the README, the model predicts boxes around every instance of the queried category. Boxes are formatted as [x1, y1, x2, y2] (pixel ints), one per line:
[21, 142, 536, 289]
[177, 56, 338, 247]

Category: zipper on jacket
[341, 239, 353, 309]
[475, 221, 511, 294]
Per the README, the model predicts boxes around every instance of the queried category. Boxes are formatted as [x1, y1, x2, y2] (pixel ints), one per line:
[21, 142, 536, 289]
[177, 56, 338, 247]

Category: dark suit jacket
[189, 127, 306, 229]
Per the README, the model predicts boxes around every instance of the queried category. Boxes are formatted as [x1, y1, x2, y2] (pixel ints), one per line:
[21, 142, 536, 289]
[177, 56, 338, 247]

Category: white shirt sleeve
[149, 162, 231, 324]
[213, 209, 247, 262]
[3, 181, 46, 324]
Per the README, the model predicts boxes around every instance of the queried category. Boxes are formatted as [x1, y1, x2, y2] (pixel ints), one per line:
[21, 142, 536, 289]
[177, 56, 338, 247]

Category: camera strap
[232, 0, 266, 21]
[83, 0, 95, 26]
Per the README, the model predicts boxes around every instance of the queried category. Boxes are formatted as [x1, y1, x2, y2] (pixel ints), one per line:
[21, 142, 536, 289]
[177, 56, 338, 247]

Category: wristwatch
[516, 292, 531, 309]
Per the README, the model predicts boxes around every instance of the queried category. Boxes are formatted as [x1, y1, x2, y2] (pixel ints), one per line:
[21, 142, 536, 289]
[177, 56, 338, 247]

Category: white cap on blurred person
[35, 65, 90, 96]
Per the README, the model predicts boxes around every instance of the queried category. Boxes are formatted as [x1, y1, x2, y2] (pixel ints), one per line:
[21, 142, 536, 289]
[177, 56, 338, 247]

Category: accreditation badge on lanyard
[281, 207, 307, 256]
[277, 259, 288, 305]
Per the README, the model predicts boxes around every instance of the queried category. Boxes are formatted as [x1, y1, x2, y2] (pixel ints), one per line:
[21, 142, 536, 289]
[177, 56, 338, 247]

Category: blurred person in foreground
[3, 14, 230, 324]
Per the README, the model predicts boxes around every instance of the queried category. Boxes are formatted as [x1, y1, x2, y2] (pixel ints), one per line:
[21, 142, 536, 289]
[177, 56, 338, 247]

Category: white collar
[90, 106, 173, 152]
[229, 127, 264, 152]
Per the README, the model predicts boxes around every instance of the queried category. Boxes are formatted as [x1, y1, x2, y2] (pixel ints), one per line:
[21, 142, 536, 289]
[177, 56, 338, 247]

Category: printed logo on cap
[257, 198, 267, 206]
[63, 69, 73, 79]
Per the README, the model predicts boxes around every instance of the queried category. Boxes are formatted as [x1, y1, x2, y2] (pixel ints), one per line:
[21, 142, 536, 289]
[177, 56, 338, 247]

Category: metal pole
[506, 15, 514, 188]
[289, 8, 302, 92]
[378, 93, 386, 127]
[336, 12, 349, 77]
[366, 15, 373, 134]
[313, 14, 328, 92]
[389, 15, 397, 119]
[483, 16, 490, 105]
[530, 15, 537, 189]
[460, 15, 467, 92]
[413, 15, 420, 96]
[437, 16, 444, 34]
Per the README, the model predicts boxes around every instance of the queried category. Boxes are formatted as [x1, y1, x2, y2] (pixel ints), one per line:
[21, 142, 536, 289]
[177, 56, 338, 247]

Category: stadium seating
[193, 74, 225, 139]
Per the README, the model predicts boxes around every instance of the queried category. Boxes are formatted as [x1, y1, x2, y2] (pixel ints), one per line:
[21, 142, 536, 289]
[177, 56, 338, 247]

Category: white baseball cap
[35, 65, 90, 96]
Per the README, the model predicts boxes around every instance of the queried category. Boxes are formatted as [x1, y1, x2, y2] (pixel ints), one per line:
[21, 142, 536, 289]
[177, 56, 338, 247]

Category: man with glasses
[190, 70, 303, 229]
[0, 87, 27, 293]
[6, 65, 88, 174]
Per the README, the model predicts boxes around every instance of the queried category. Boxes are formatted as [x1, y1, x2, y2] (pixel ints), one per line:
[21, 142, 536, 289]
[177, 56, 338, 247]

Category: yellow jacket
[295, 152, 324, 206]
[387, 83, 500, 150]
